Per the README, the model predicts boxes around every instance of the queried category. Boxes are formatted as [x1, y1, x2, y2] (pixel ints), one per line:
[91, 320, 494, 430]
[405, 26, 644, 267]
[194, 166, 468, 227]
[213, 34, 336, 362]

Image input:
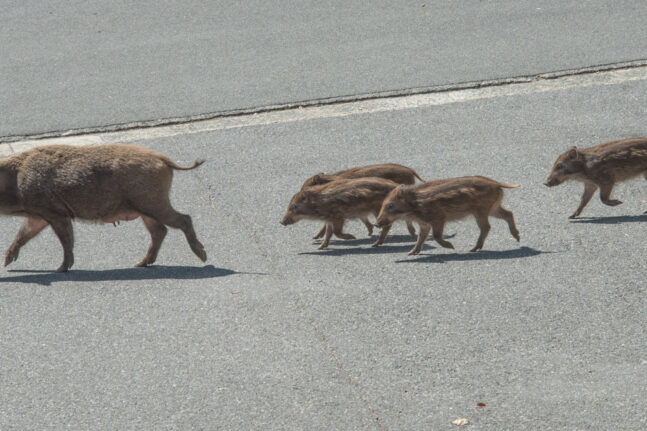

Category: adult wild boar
[0, 144, 207, 272]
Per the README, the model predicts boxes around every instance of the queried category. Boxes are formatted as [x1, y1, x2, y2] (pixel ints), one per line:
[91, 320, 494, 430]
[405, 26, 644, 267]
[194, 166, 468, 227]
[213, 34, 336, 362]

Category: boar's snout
[280, 215, 295, 226]
[544, 177, 560, 187]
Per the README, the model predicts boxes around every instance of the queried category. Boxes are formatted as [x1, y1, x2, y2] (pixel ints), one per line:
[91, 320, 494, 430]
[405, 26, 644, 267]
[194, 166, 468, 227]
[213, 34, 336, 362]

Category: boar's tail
[500, 183, 521, 189]
[164, 158, 205, 170]
[412, 170, 425, 182]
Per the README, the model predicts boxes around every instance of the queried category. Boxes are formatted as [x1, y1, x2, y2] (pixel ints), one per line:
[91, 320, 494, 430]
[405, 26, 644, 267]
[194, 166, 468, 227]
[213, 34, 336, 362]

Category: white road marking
[3, 66, 646, 155]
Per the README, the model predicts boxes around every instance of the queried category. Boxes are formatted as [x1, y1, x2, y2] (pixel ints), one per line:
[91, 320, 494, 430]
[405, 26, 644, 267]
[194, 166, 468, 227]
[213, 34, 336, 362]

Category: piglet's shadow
[313, 233, 456, 247]
[396, 246, 548, 264]
[1, 264, 250, 286]
[569, 214, 647, 224]
[300, 243, 437, 256]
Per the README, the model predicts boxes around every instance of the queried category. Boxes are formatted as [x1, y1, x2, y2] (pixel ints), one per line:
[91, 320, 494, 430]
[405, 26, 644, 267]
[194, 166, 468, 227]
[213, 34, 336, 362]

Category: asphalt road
[2, 0, 646, 138]
[1, 71, 646, 429]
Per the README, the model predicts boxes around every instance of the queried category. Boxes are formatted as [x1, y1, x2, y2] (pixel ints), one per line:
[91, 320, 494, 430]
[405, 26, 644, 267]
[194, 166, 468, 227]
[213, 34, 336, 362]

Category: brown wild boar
[301, 163, 424, 239]
[281, 177, 399, 249]
[544, 138, 647, 218]
[0, 144, 207, 272]
[375, 176, 520, 255]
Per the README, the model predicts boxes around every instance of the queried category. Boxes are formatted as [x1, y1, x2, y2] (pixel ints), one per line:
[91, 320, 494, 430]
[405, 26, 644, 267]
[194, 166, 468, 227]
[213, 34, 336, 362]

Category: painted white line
[4, 67, 647, 154]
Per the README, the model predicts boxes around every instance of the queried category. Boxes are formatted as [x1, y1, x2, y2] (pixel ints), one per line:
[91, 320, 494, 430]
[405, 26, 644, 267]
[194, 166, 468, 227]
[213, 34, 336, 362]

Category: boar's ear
[566, 146, 579, 160]
[393, 184, 407, 197]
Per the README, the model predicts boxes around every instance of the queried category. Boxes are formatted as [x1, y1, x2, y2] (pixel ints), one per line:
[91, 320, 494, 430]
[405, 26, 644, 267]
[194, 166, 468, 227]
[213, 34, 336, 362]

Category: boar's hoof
[603, 199, 622, 207]
[4, 248, 19, 267]
[194, 247, 207, 262]
[568, 213, 579, 219]
[469, 247, 481, 253]
[408, 248, 421, 255]
[56, 264, 71, 273]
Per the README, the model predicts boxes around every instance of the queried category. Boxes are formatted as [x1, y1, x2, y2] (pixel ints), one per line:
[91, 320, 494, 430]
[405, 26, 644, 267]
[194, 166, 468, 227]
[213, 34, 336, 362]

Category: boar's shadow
[0, 264, 245, 286]
[569, 214, 647, 224]
[396, 246, 547, 264]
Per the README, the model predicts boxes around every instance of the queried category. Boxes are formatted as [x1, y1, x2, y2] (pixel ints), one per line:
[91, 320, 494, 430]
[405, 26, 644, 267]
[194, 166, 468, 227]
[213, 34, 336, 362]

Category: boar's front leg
[136, 215, 168, 267]
[48, 217, 74, 272]
[313, 224, 326, 239]
[406, 221, 417, 238]
[570, 183, 598, 219]
[318, 222, 334, 250]
[4, 217, 49, 267]
[371, 223, 392, 247]
[409, 223, 431, 255]
[598, 181, 622, 207]
[431, 220, 454, 250]
[360, 217, 374, 236]
[332, 220, 356, 240]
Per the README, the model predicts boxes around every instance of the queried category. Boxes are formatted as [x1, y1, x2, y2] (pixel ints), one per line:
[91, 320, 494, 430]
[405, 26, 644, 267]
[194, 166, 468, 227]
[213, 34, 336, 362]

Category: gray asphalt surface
[2, 0, 647, 138]
[2, 75, 646, 429]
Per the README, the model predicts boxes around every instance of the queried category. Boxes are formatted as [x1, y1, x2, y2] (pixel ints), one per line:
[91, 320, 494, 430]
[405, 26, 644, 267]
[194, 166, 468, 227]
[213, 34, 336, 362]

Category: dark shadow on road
[0, 264, 256, 286]
[395, 246, 548, 264]
[314, 233, 455, 247]
[569, 214, 647, 224]
[300, 243, 437, 256]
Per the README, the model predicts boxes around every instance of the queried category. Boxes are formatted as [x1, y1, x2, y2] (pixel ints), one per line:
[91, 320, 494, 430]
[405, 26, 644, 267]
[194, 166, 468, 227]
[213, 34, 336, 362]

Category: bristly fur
[545, 137, 647, 218]
[376, 176, 520, 255]
[0, 144, 207, 272]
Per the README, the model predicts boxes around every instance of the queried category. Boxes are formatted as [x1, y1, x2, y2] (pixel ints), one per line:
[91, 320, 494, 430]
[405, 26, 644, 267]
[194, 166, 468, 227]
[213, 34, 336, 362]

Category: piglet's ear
[567, 146, 578, 159]
[393, 184, 406, 197]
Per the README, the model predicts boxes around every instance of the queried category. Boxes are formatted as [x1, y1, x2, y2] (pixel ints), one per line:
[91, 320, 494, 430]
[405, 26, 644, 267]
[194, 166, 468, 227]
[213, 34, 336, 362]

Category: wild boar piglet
[376, 176, 520, 255]
[0, 144, 207, 272]
[545, 138, 647, 218]
[281, 177, 399, 249]
[301, 163, 424, 239]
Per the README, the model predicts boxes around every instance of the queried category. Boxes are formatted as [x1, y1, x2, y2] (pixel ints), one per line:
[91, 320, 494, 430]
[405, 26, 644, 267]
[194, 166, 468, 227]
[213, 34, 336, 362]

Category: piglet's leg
[313, 224, 326, 239]
[470, 212, 491, 252]
[406, 221, 417, 238]
[599, 182, 622, 207]
[136, 215, 168, 267]
[570, 183, 598, 219]
[431, 221, 454, 250]
[49, 217, 75, 272]
[409, 223, 431, 255]
[360, 217, 374, 236]
[371, 223, 392, 247]
[332, 220, 355, 240]
[318, 223, 334, 249]
[4, 217, 49, 267]
[492, 206, 520, 241]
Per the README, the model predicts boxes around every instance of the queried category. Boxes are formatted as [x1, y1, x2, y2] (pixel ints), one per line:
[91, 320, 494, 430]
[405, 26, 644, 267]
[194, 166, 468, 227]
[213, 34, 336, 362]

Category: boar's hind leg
[136, 216, 168, 267]
[48, 217, 74, 272]
[4, 217, 49, 267]
[470, 212, 491, 252]
[570, 183, 598, 219]
[492, 206, 520, 241]
[145, 206, 206, 262]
